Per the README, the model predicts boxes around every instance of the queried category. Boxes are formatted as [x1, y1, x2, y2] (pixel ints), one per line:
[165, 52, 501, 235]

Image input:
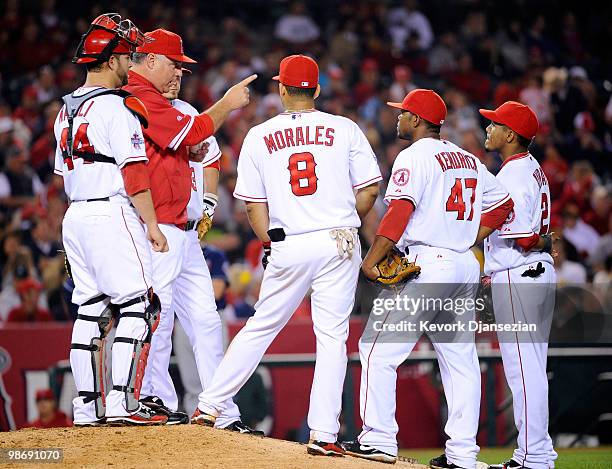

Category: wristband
[203, 192, 218, 218]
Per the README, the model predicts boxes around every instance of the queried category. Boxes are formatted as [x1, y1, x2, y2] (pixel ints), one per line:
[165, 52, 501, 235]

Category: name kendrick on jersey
[372, 320, 537, 334]
[433, 150, 478, 172]
[264, 125, 335, 154]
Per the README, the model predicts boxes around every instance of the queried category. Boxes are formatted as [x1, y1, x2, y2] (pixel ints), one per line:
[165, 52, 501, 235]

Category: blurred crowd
[0, 0, 610, 325]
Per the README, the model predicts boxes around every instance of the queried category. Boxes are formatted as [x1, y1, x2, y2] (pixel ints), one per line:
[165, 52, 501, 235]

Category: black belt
[63, 150, 116, 165]
[86, 197, 110, 202]
[268, 228, 286, 242]
[184, 220, 199, 231]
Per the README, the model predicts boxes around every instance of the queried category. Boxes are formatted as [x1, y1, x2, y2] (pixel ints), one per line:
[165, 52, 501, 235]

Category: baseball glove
[197, 213, 212, 241]
[373, 248, 421, 285]
[60, 250, 72, 279]
[198, 192, 218, 241]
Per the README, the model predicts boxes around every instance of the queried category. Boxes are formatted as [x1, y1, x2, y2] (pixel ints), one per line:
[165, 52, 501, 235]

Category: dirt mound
[1, 425, 427, 469]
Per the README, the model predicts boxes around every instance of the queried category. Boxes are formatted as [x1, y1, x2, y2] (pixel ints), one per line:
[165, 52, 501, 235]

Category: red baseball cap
[479, 101, 539, 139]
[273, 55, 318, 88]
[35, 389, 55, 402]
[136, 29, 196, 64]
[387, 89, 447, 126]
[16, 278, 43, 295]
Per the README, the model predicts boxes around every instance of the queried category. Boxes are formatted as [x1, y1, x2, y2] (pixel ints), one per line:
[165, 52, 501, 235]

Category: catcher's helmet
[73, 13, 146, 65]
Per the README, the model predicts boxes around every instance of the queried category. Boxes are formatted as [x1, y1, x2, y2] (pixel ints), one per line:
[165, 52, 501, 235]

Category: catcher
[341, 89, 513, 468]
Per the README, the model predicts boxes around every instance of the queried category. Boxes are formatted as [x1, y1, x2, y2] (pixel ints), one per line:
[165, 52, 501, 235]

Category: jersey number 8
[288, 152, 318, 196]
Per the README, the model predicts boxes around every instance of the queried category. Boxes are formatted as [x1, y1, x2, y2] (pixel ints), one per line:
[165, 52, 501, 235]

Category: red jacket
[123, 72, 195, 225]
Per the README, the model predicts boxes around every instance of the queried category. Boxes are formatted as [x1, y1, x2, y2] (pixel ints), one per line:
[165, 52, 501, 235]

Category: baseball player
[193, 55, 382, 456]
[156, 78, 262, 433]
[478, 102, 556, 469]
[123, 29, 258, 427]
[174, 245, 230, 416]
[340, 89, 514, 468]
[55, 13, 168, 426]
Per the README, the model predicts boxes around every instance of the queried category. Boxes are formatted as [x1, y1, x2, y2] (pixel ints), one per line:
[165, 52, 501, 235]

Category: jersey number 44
[59, 123, 95, 171]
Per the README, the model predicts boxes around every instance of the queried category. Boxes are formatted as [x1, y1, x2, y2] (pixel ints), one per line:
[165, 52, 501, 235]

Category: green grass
[399, 447, 612, 468]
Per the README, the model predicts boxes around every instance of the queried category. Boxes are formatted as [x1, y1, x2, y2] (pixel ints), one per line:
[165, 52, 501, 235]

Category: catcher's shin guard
[70, 294, 116, 419]
[112, 290, 161, 412]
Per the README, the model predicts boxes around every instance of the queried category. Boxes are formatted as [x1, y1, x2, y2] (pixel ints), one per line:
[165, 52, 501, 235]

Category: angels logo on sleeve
[392, 168, 410, 186]
[131, 132, 144, 150]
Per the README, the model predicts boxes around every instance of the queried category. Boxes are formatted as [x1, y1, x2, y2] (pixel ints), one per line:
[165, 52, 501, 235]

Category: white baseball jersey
[53, 86, 147, 201]
[385, 137, 510, 253]
[170, 99, 222, 221]
[234, 110, 382, 235]
[57, 88, 154, 424]
[484, 152, 553, 274]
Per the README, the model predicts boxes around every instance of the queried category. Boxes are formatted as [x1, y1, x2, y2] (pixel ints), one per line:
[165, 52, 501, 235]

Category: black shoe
[490, 460, 527, 469]
[429, 454, 466, 468]
[306, 440, 345, 456]
[106, 404, 168, 426]
[225, 420, 264, 436]
[340, 440, 397, 464]
[139, 396, 189, 425]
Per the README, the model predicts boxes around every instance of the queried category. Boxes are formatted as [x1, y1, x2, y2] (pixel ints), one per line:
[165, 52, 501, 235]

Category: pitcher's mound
[2, 425, 427, 468]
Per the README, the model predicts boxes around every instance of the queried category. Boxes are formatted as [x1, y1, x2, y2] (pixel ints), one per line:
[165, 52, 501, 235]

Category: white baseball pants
[357, 246, 481, 469]
[198, 228, 361, 443]
[141, 226, 240, 425]
[491, 262, 557, 469]
[173, 319, 201, 416]
[63, 199, 152, 422]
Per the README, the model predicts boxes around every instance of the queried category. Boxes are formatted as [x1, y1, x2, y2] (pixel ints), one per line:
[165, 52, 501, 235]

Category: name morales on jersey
[264, 126, 335, 155]
[434, 151, 477, 172]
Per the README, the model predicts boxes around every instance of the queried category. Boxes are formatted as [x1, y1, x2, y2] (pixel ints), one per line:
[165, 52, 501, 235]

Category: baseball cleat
[225, 420, 264, 436]
[74, 418, 106, 427]
[190, 407, 216, 427]
[489, 460, 528, 468]
[306, 440, 345, 457]
[139, 396, 189, 425]
[106, 404, 168, 426]
[429, 454, 467, 468]
[340, 440, 397, 464]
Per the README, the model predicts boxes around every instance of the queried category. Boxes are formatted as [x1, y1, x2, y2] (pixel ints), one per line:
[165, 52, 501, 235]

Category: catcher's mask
[73, 13, 148, 65]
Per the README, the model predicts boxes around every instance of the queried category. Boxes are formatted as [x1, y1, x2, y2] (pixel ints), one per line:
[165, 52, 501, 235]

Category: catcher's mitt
[373, 248, 421, 285]
[197, 213, 212, 241]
